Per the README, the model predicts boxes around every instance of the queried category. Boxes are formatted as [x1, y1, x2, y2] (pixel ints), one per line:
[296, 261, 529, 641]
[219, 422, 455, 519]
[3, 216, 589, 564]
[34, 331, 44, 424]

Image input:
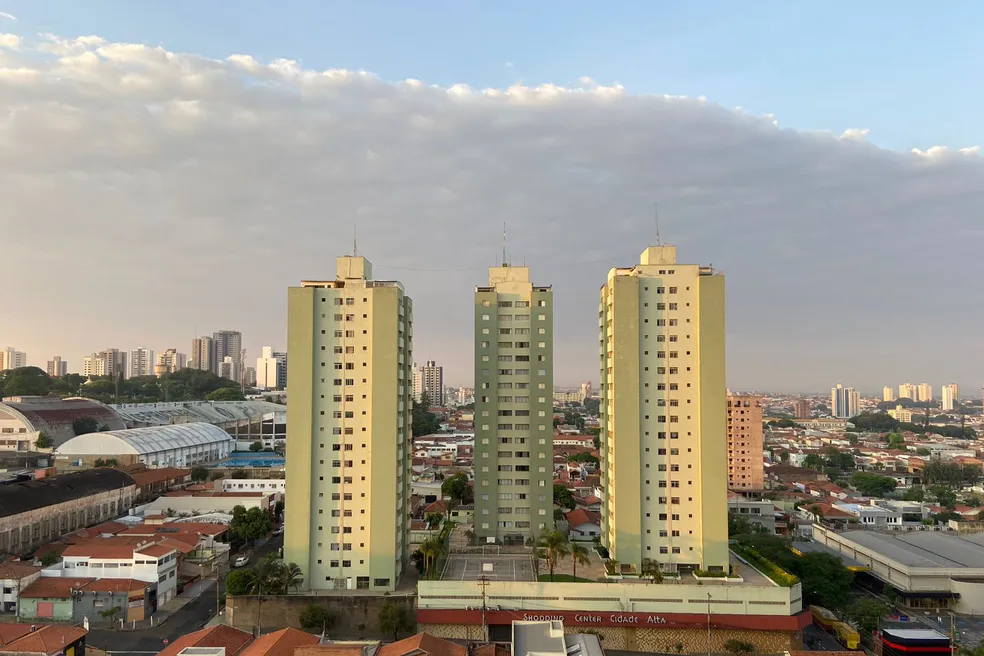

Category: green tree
[779, 451, 790, 464]
[72, 416, 99, 436]
[34, 432, 53, 449]
[190, 466, 209, 482]
[844, 597, 890, 634]
[568, 452, 600, 466]
[536, 530, 571, 582]
[0, 367, 52, 397]
[791, 552, 853, 609]
[225, 568, 257, 595]
[412, 392, 441, 436]
[724, 640, 756, 656]
[903, 486, 925, 502]
[39, 551, 60, 566]
[569, 541, 591, 579]
[378, 602, 413, 641]
[930, 485, 958, 509]
[729, 512, 754, 537]
[229, 505, 273, 544]
[640, 558, 664, 583]
[207, 387, 246, 401]
[299, 605, 336, 632]
[887, 433, 906, 450]
[441, 472, 473, 504]
[553, 484, 576, 510]
[850, 472, 897, 497]
[916, 447, 932, 456]
[249, 441, 263, 452]
[803, 454, 824, 470]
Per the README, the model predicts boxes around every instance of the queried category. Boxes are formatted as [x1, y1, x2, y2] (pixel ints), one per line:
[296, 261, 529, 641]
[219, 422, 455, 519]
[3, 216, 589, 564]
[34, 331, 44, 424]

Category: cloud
[0, 33, 19, 49]
[1, 34, 982, 392]
[0, 11, 16, 21]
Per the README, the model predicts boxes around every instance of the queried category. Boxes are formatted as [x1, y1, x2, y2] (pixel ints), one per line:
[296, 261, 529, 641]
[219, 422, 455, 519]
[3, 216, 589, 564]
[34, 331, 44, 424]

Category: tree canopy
[378, 602, 413, 641]
[850, 472, 897, 497]
[849, 411, 976, 439]
[412, 392, 441, 436]
[441, 472, 473, 504]
[553, 484, 576, 510]
[0, 367, 52, 397]
[207, 387, 246, 401]
[230, 505, 273, 544]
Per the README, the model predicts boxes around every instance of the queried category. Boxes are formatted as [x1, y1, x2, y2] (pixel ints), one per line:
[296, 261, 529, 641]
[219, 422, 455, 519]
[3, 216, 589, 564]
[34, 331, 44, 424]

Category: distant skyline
[1, 4, 982, 392]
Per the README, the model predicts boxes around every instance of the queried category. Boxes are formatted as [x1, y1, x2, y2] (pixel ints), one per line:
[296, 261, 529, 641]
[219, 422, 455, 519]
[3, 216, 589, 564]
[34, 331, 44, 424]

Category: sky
[0, 2, 982, 393]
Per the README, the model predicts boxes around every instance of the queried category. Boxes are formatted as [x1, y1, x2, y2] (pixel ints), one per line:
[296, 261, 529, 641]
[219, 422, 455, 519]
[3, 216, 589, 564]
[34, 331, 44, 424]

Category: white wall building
[55, 423, 233, 468]
[219, 478, 286, 499]
[942, 384, 959, 411]
[1, 348, 27, 371]
[130, 348, 155, 378]
[54, 541, 179, 603]
[256, 347, 287, 389]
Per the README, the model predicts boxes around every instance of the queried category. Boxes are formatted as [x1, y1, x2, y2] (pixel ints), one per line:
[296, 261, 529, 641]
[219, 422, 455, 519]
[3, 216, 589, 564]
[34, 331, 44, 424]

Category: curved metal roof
[55, 422, 231, 456]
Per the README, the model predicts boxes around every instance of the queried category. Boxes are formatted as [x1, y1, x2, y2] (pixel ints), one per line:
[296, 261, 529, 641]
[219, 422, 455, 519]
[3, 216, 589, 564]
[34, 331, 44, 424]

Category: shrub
[299, 605, 335, 631]
[731, 545, 799, 587]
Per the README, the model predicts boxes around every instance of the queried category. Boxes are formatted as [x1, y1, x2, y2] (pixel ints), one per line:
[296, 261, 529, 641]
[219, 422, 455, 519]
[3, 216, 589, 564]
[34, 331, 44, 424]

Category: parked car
[233, 555, 250, 568]
[272, 526, 284, 536]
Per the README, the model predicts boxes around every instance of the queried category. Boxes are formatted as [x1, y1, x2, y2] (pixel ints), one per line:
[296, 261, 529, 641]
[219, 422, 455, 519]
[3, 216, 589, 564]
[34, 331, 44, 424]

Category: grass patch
[538, 574, 595, 582]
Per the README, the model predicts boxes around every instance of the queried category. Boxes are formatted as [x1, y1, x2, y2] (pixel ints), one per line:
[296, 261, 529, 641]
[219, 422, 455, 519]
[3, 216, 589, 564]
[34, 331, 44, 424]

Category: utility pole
[706, 593, 712, 656]
[478, 576, 490, 643]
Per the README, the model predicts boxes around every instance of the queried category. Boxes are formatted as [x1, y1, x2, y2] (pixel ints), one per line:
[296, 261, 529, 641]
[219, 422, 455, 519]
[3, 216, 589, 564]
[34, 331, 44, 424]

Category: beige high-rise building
[45, 356, 68, 378]
[473, 264, 554, 543]
[83, 349, 127, 378]
[155, 349, 187, 376]
[899, 383, 917, 401]
[727, 394, 764, 490]
[192, 336, 215, 372]
[917, 383, 933, 403]
[419, 360, 444, 406]
[411, 365, 423, 402]
[1, 347, 27, 371]
[942, 384, 959, 411]
[599, 245, 728, 574]
[130, 347, 155, 378]
[284, 255, 412, 592]
[883, 386, 896, 402]
[793, 399, 811, 419]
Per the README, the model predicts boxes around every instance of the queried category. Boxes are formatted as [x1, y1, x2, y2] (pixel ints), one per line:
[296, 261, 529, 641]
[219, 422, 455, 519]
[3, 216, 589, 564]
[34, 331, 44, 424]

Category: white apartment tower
[130, 348, 155, 378]
[830, 384, 859, 419]
[473, 263, 554, 544]
[0, 348, 27, 371]
[283, 255, 412, 592]
[599, 245, 729, 574]
[257, 347, 288, 389]
[419, 360, 444, 406]
[46, 356, 68, 378]
[942, 384, 959, 411]
[899, 383, 917, 401]
[411, 366, 423, 402]
[917, 383, 933, 403]
[155, 349, 187, 376]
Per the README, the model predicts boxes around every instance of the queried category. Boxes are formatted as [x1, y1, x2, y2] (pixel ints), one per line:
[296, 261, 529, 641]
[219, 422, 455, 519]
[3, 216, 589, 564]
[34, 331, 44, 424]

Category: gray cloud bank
[1, 34, 982, 393]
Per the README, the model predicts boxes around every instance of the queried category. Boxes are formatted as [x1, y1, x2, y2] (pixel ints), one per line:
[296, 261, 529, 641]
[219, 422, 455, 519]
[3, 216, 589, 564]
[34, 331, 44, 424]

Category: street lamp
[707, 593, 712, 656]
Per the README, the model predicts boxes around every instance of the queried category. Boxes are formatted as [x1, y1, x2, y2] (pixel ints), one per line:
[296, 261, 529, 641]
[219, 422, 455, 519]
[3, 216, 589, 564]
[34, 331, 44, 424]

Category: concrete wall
[226, 593, 416, 639]
[18, 596, 74, 621]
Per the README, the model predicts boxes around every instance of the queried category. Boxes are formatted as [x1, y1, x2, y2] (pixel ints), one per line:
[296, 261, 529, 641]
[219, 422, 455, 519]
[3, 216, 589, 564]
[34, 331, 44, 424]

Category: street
[88, 535, 283, 654]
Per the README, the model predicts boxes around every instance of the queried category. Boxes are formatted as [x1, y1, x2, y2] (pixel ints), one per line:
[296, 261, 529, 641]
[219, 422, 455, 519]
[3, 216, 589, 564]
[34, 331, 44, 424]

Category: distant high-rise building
[84, 349, 127, 378]
[418, 360, 444, 406]
[0, 347, 27, 371]
[256, 347, 287, 389]
[244, 366, 256, 387]
[192, 336, 215, 372]
[793, 399, 811, 420]
[727, 394, 764, 490]
[883, 386, 896, 402]
[942, 384, 959, 411]
[154, 349, 187, 376]
[45, 356, 68, 378]
[411, 365, 423, 402]
[898, 383, 917, 401]
[283, 254, 412, 592]
[600, 245, 728, 574]
[917, 383, 933, 403]
[218, 356, 240, 383]
[474, 261, 553, 544]
[130, 347, 155, 378]
[579, 381, 592, 402]
[830, 384, 859, 418]
[212, 331, 242, 376]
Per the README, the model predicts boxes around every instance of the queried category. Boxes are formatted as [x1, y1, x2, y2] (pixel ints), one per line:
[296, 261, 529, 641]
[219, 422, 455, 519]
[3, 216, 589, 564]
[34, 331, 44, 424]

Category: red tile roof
[0, 624, 88, 655]
[0, 561, 41, 580]
[157, 625, 254, 656]
[134, 544, 175, 558]
[19, 577, 95, 599]
[82, 578, 150, 593]
[128, 467, 190, 487]
[239, 628, 319, 656]
[377, 633, 467, 656]
[565, 508, 601, 528]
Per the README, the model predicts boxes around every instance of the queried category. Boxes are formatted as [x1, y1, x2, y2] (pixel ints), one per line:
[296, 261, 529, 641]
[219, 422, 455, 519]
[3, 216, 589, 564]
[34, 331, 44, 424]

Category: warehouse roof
[838, 530, 984, 569]
[55, 422, 232, 457]
[111, 400, 284, 427]
[0, 469, 135, 519]
[0, 396, 125, 446]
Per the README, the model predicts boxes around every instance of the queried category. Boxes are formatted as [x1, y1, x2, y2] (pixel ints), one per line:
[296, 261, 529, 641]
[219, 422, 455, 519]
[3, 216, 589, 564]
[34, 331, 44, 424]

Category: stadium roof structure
[55, 422, 232, 457]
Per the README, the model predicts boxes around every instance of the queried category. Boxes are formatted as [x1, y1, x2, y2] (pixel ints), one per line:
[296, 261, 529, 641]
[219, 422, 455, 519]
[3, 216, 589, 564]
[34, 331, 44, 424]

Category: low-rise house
[125, 466, 190, 502]
[564, 509, 601, 541]
[56, 537, 179, 603]
[17, 577, 91, 622]
[0, 623, 88, 656]
[141, 490, 273, 517]
[0, 562, 42, 612]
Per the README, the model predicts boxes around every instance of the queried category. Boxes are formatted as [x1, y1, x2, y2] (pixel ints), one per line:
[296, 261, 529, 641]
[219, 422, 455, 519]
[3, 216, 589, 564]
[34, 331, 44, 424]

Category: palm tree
[419, 537, 443, 578]
[537, 530, 571, 582]
[281, 562, 304, 594]
[569, 541, 590, 580]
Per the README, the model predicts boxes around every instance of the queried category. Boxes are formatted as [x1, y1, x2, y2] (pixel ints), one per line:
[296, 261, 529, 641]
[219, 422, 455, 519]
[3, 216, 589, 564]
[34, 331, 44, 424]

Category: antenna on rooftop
[655, 201, 662, 246]
[502, 222, 508, 266]
[353, 221, 359, 257]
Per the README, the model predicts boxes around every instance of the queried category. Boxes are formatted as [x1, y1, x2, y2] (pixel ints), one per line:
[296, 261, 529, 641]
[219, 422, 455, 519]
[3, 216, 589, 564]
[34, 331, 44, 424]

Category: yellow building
[883, 386, 896, 402]
[474, 264, 554, 543]
[599, 245, 728, 573]
[283, 255, 412, 591]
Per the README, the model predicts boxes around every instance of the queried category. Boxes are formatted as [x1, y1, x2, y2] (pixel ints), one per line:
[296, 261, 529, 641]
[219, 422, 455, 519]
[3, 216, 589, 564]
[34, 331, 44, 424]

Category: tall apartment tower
[257, 347, 286, 389]
[899, 383, 917, 401]
[793, 399, 811, 419]
[599, 245, 728, 574]
[883, 386, 896, 402]
[473, 264, 553, 544]
[917, 383, 933, 403]
[192, 336, 215, 372]
[941, 384, 959, 411]
[830, 384, 859, 418]
[46, 357, 68, 378]
[726, 394, 764, 490]
[411, 366, 423, 402]
[130, 348, 155, 378]
[1, 347, 27, 371]
[212, 331, 243, 376]
[419, 360, 444, 406]
[155, 349, 186, 376]
[284, 255, 412, 592]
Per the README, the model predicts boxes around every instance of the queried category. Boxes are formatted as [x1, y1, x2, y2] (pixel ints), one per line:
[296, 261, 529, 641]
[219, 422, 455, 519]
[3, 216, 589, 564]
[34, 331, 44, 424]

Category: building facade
[419, 360, 444, 406]
[599, 245, 729, 574]
[154, 349, 186, 376]
[256, 347, 287, 389]
[942, 384, 959, 411]
[727, 394, 764, 490]
[830, 384, 859, 419]
[473, 264, 554, 544]
[212, 331, 242, 377]
[83, 349, 127, 378]
[793, 399, 811, 419]
[46, 357, 68, 378]
[130, 348, 155, 378]
[0, 347, 27, 371]
[917, 383, 933, 403]
[899, 383, 917, 401]
[284, 255, 412, 591]
[883, 386, 896, 402]
[192, 336, 215, 372]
